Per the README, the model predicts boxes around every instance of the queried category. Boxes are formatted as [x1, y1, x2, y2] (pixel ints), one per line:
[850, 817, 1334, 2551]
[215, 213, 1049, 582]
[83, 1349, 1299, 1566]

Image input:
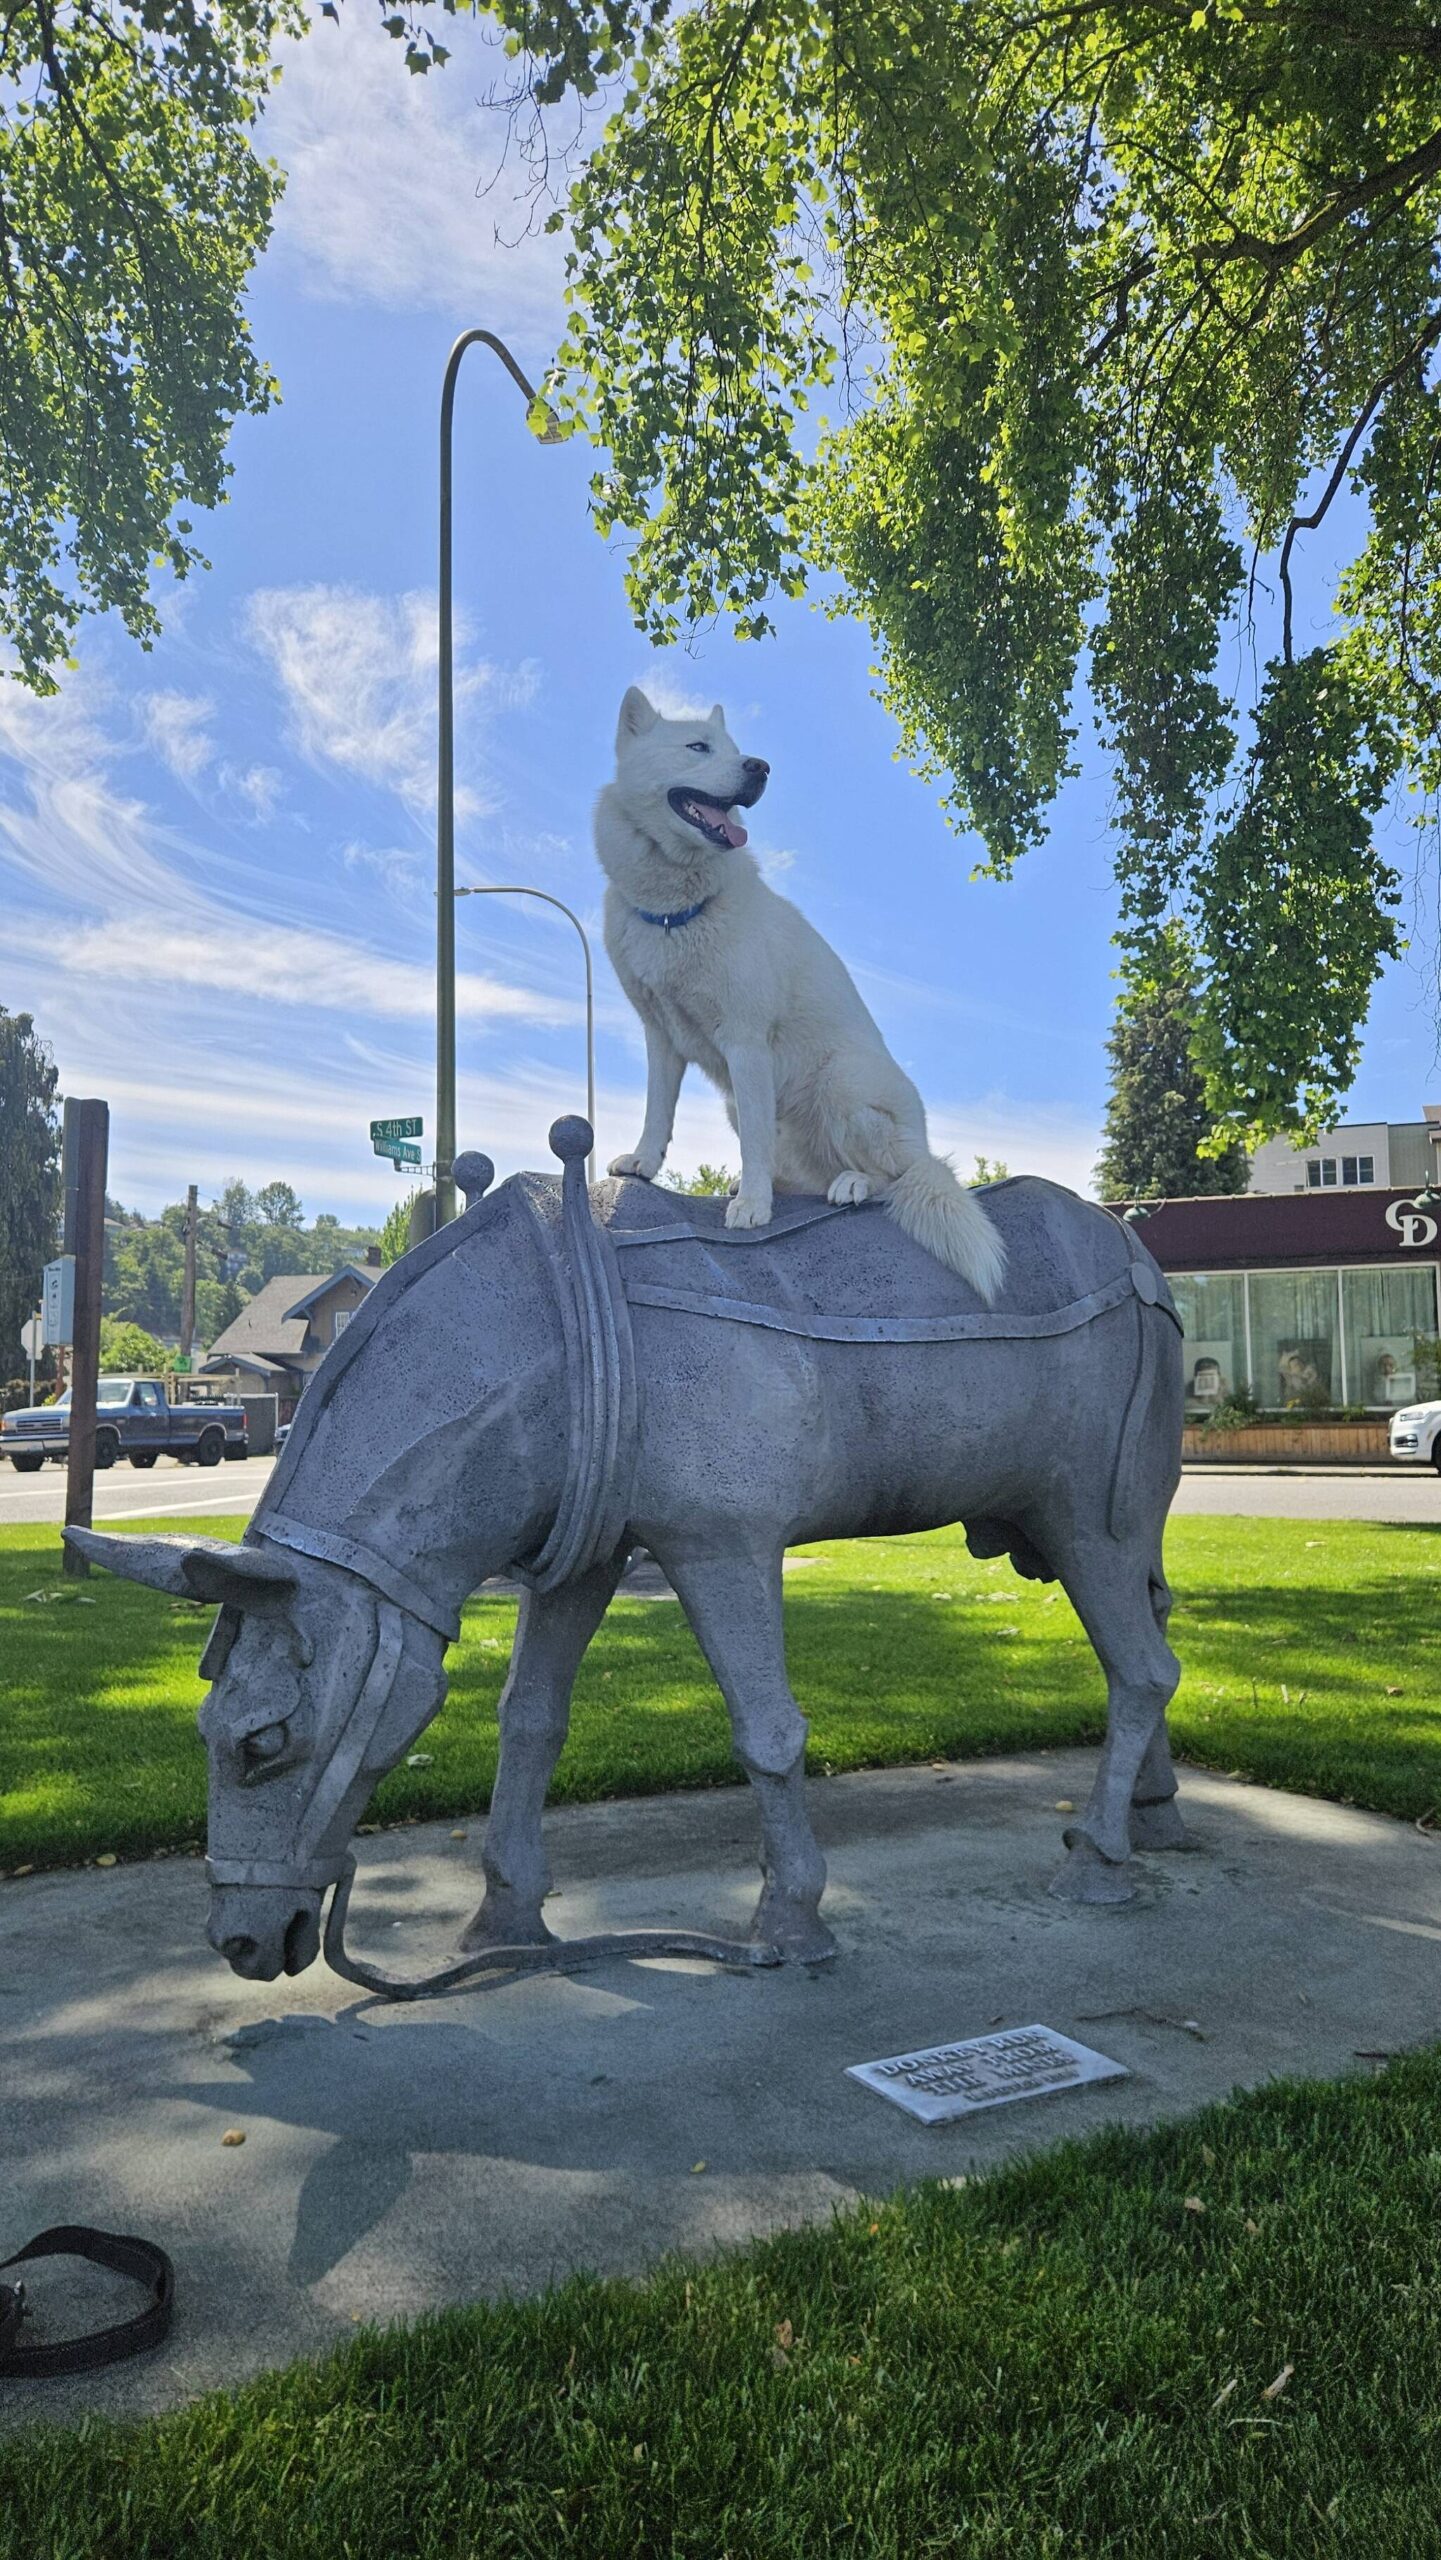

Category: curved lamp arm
[455, 886, 596, 1183]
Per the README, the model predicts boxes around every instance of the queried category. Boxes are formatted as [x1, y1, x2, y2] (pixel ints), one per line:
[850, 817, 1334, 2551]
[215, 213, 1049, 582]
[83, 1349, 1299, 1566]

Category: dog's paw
[608, 1151, 661, 1182]
[827, 1170, 874, 1206]
[725, 1187, 773, 1229]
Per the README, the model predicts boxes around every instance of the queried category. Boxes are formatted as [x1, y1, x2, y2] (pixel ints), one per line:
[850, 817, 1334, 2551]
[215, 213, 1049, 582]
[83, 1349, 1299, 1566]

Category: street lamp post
[436, 329, 562, 1227]
[455, 886, 596, 1181]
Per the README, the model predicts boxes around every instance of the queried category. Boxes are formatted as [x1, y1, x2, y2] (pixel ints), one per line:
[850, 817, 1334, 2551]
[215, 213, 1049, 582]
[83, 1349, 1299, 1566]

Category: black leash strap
[0, 2226, 174, 2379]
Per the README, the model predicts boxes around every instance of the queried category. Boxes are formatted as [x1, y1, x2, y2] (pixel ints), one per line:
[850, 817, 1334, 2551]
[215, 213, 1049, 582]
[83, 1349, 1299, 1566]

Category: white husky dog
[596, 687, 1006, 1300]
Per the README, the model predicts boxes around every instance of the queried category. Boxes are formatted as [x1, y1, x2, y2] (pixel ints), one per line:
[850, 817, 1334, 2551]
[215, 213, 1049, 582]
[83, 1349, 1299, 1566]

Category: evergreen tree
[1097, 930, 1249, 1203]
[0, 1009, 60, 1378]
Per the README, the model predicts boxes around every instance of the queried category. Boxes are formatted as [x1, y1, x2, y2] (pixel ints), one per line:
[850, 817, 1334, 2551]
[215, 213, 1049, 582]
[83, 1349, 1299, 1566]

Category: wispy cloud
[0, 652, 573, 1036]
[219, 761, 283, 822]
[4, 912, 573, 1029]
[261, 12, 566, 343]
[929, 1096, 1101, 1196]
[628, 667, 718, 722]
[245, 583, 535, 816]
[342, 840, 424, 897]
[139, 690, 215, 782]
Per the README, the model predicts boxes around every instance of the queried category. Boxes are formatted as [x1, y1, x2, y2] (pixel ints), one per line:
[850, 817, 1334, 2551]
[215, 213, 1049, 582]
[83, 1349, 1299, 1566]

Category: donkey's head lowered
[67, 1528, 448, 1979]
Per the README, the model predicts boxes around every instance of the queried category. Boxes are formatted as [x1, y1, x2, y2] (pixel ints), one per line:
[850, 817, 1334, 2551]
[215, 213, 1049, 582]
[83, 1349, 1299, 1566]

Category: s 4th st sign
[370, 1115, 423, 1172]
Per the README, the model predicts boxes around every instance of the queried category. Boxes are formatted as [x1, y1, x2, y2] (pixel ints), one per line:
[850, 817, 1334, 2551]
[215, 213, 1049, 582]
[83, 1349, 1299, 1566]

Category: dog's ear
[617, 687, 658, 747]
[709, 703, 725, 729]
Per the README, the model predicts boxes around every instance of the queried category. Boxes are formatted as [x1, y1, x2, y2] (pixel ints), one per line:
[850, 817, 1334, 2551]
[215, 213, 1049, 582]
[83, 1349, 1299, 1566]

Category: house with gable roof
[199, 1263, 378, 1420]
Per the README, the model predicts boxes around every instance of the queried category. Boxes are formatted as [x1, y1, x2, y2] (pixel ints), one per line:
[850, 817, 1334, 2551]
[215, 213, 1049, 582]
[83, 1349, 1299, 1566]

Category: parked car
[1, 1377, 249, 1472]
[272, 1420, 291, 1456]
[1389, 1403, 1441, 1470]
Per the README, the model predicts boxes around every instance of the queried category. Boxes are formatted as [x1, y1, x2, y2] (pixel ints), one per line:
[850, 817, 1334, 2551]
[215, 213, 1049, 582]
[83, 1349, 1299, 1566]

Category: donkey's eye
[244, 1722, 289, 1764]
[686, 740, 711, 753]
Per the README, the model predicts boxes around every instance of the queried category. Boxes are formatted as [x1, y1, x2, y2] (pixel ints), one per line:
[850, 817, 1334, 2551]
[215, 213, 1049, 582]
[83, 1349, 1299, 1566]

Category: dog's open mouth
[666, 788, 751, 849]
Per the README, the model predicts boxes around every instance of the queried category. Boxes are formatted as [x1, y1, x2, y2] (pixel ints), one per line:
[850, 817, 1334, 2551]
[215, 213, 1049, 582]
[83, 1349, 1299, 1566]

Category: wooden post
[62, 1098, 109, 1577]
[180, 1181, 198, 1362]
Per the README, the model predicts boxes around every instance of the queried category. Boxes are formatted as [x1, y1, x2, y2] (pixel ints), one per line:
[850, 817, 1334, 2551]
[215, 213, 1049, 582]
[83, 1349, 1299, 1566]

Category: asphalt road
[0, 1451, 279, 1528]
[3, 1451, 1440, 1528]
[1169, 1466, 1441, 1521]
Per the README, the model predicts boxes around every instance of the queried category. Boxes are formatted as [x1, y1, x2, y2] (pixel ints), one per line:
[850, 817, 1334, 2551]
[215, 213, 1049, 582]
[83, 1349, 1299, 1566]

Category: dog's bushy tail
[886, 1155, 1006, 1302]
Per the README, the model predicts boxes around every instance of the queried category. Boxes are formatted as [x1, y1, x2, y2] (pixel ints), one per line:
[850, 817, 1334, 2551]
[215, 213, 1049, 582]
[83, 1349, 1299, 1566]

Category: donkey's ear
[617, 685, 658, 746]
[64, 1529, 297, 1602]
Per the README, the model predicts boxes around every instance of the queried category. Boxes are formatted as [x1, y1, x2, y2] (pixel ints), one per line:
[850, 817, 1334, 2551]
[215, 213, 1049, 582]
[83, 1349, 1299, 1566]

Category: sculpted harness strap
[511, 1127, 638, 1595]
[610, 1193, 1181, 1345]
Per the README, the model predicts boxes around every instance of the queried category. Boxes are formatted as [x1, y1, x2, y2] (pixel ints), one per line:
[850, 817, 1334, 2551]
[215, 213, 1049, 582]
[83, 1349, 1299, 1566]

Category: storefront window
[1248, 1270, 1340, 1410]
[1341, 1264, 1439, 1408]
[1171, 1272, 1248, 1412]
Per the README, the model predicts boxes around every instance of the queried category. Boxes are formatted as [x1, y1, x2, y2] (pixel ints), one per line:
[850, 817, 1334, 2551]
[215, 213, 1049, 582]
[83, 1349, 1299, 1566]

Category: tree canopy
[105, 1182, 380, 1344]
[98, 1315, 171, 1372]
[1096, 925, 1250, 1201]
[489, 0, 1441, 1147]
[11, 0, 1441, 1153]
[0, 0, 310, 686]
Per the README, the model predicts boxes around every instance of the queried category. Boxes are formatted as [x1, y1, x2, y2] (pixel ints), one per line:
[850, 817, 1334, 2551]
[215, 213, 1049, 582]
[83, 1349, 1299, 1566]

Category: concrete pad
[4, 1750, 1441, 2428]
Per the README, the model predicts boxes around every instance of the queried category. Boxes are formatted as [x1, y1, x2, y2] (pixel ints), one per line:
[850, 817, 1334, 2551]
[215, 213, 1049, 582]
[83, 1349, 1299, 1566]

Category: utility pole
[180, 1182, 198, 1365]
[61, 1097, 109, 1578]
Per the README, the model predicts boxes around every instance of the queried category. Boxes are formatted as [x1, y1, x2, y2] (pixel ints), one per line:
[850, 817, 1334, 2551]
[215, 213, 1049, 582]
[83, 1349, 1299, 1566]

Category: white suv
[1390, 1404, 1441, 1468]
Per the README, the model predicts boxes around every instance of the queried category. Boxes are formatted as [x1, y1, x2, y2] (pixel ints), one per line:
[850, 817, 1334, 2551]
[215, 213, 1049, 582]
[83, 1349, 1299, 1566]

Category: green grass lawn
[4, 1514, 1441, 1871]
[6, 2047, 1441, 2557]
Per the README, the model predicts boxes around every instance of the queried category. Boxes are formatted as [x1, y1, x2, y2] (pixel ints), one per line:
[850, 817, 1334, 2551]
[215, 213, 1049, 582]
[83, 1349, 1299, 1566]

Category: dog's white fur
[596, 687, 1006, 1300]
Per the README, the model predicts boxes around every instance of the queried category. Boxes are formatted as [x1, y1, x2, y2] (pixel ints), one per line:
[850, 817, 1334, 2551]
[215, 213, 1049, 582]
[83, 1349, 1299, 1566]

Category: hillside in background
[103, 1180, 381, 1352]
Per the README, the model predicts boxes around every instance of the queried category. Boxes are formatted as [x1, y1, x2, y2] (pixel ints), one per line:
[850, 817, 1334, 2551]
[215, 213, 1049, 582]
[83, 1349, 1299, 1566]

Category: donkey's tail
[885, 1155, 1007, 1302]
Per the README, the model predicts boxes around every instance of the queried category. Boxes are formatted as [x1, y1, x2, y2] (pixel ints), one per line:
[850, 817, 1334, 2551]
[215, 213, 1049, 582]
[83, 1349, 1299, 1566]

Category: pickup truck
[1, 1377, 249, 1473]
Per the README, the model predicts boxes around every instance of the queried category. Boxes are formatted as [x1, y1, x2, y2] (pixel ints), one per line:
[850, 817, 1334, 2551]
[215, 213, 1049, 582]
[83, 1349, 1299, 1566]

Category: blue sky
[2, 12, 1438, 1223]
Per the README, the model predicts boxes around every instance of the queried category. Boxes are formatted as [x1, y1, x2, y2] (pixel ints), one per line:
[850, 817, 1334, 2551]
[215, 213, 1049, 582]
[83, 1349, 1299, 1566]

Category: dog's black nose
[743, 758, 770, 778]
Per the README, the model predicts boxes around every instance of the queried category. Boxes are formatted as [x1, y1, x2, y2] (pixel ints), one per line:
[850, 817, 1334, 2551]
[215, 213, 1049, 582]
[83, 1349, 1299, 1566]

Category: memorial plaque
[846, 2023, 1126, 2124]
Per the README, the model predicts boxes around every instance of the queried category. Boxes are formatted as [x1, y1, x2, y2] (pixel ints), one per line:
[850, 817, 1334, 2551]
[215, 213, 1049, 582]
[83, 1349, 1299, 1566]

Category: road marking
[87, 1494, 263, 1521]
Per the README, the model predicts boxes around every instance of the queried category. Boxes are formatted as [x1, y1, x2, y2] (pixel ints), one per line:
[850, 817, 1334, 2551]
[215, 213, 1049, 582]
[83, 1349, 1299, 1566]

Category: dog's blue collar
[631, 897, 713, 932]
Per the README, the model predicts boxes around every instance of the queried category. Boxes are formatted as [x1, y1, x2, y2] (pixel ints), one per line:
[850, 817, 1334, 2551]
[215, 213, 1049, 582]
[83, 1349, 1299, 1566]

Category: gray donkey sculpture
[70, 1119, 1185, 1994]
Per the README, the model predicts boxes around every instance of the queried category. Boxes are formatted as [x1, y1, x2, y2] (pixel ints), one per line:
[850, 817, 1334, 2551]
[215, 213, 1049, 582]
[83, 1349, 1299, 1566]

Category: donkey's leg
[1129, 1564, 1189, 1850]
[459, 1552, 625, 1951]
[1043, 1533, 1181, 1905]
[663, 1548, 835, 1962]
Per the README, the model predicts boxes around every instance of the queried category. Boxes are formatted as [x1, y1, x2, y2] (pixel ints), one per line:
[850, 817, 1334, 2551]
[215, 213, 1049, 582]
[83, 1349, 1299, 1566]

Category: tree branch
[1194, 126, 1441, 276]
[1279, 310, 1441, 661]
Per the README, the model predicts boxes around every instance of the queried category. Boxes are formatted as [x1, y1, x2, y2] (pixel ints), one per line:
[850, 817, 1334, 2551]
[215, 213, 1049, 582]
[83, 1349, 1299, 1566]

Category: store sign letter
[1386, 1197, 1439, 1249]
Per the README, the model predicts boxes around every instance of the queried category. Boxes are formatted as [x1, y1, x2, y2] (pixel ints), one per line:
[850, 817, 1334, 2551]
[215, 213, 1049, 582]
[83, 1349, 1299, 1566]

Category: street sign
[370, 1116, 423, 1143]
[373, 1138, 422, 1167]
[172, 1354, 192, 1374]
[42, 1256, 75, 1347]
[20, 1317, 41, 1360]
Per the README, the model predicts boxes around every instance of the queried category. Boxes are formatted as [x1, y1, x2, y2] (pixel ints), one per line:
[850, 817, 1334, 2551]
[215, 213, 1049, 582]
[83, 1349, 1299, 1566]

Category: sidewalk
[6, 1753, 1441, 2429]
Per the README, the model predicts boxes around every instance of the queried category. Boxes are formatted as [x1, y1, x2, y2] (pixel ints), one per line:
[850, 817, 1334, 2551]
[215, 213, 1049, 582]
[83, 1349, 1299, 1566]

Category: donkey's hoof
[754, 1901, 838, 1964]
[458, 1899, 554, 1953]
[1047, 1834, 1137, 1906]
[1129, 1796, 1190, 1852]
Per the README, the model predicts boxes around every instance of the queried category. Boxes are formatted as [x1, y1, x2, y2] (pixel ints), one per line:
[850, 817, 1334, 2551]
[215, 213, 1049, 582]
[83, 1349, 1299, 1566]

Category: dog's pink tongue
[720, 810, 748, 847]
